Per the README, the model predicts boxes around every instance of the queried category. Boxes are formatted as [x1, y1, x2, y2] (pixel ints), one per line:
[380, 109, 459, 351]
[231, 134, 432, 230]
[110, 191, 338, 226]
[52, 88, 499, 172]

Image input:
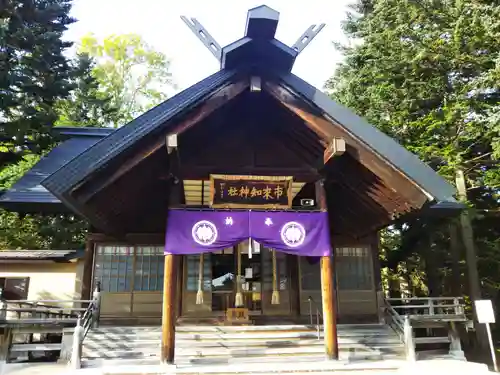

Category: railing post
[0, 300, 6, 322]
[308, 297, 313, 326]
[377, 291, 385, 324]
[448, 321, 466, 360]
[428, 299, 435, 315]
[404, 315, 416, 362]
[316, 309, 320, 340]
[453, 297, 464, 315]
[70, 315, 83, 369]
[92, 282, 101, 329]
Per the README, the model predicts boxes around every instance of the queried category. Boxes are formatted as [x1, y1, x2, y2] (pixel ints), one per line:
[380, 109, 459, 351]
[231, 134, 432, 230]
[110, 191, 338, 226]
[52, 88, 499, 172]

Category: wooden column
[81, 237, 95, 302]
[316, 180, 339, 360]
[161, 254, 176, 364]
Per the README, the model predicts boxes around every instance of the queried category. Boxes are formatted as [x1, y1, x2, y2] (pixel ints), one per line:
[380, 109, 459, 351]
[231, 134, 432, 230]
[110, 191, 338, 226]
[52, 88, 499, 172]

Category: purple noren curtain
[164, 210, 331, 257]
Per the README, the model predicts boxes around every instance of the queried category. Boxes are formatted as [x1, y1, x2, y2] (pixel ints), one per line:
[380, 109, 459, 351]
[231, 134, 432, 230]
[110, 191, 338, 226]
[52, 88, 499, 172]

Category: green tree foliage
[327, 0, 500, 307]
[79, 33, 175, 127]
[56, 54, 119, 127]
[0, 154, 87, 250]
[0, 0, 75, 160]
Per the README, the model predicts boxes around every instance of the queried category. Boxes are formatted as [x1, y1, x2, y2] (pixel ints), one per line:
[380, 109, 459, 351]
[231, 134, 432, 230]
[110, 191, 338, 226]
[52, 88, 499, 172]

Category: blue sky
[66, 0, 352, 92]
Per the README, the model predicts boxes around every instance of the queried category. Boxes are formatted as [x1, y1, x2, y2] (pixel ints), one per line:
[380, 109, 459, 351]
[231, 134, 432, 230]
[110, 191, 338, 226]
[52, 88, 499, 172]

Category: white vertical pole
[485, 323, 498, 372]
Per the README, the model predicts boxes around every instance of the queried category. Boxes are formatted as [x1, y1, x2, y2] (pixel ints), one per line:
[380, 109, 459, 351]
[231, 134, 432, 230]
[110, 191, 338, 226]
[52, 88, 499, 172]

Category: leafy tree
[327, 0, 500, 346]
[0, 154, 87, 250]
[56, 54, 119, 127]
[79, 33, 175, 127]
[0, 0, 75, 161]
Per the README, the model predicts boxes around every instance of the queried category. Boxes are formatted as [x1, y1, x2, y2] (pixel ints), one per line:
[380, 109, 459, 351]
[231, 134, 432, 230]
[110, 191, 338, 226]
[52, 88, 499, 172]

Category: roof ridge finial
[180, 16, 222, 62]
[291, 23, 326, 54]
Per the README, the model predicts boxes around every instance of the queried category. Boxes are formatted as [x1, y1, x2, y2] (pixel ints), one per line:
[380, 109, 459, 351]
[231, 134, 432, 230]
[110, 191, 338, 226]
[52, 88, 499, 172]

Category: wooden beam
[161, 254, 176, 364]
[323, 137, 346, 165]
[170, 81, 249, 135]
[166, 134, 178, 154]
[264, 82, 428, 209]
[315, 180, 339, 360]
[177, 166, 321, 183]
[81, 237, 95, 303]
[76, 81, 249, 203]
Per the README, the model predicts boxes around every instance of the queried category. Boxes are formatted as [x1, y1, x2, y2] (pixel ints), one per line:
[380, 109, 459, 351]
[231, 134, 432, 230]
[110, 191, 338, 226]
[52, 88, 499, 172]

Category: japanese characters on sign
[209, 175, 293, 209]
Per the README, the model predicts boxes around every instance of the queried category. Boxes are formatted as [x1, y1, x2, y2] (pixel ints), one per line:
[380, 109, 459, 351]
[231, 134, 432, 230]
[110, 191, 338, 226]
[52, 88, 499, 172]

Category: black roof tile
[42, 69, 238, 200]
[0, 136, 106, 209]
[278, 72, 457, 203]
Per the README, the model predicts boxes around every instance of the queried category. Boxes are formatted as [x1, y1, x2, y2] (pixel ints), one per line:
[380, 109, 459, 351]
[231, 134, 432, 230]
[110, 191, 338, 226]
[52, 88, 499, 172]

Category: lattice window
[336, 246, 373, 290]
[93, 245, 133, 292]
[134, 246, 164, 291]
[262, 248, 288, 291]
[299, 257, 321, 290]
[93, 245, 164, 292]
[185, 253, 212, 291]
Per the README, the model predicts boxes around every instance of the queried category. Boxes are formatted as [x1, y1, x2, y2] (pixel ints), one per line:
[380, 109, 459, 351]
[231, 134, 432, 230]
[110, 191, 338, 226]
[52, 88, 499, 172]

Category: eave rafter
[73, 80, 249, 203]
[263, 81, 429, 210]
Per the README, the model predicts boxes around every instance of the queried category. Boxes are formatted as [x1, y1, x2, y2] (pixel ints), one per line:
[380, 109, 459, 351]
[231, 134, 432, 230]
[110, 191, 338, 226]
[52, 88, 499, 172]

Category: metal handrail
[307, 296, 322, 340]
[70, 283, 102, 370]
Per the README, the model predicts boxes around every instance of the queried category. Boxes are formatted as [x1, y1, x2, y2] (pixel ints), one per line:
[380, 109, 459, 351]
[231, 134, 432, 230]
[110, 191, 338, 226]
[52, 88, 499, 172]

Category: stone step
[82, 342, 404, 360]
[83, 338, 402, 354]
[83, 346, 404, 359]
[82, 355, 404, 372]
[81, 324, 405, 365]
[89, 324, 391, 335]
[86, 330, 395, 341]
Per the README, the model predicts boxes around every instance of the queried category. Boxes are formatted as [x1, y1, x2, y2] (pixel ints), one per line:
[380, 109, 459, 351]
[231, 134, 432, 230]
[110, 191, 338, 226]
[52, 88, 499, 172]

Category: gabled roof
[0, 127, 113, 212]
[36, 5, 460, 233]
[42, 69, 238, 203]
[277, 73, 457, 203]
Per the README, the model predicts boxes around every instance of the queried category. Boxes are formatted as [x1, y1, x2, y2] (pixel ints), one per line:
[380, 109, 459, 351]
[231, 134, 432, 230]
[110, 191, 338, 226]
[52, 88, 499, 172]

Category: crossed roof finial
[181, 5, 325, 72]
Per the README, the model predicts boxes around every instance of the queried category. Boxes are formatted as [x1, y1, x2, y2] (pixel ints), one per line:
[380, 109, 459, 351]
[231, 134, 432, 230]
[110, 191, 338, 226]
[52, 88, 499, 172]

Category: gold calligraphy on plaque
[210, 175, 293, 209]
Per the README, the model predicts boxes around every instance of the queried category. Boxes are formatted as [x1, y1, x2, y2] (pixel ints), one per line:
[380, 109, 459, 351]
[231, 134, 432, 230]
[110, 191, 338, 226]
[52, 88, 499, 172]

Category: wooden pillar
[316, 180, 339, 360]
[81, 237, 95, 302]
[161, 254, 176, 364]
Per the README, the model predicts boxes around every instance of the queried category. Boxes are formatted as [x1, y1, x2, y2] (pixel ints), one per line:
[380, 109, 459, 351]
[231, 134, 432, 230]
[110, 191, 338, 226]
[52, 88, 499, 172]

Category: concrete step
[89, 324, 392, 335]
[86, 329, 396, 341]
[83, 337, 401, 350]
[81, 324, 405, 364]
[82, 356, 405, 372]
[83, 343, 404, 360]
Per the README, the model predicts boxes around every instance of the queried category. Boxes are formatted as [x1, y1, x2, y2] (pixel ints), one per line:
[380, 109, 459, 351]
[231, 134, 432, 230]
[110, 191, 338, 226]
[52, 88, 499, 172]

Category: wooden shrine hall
[1, 5, 461, 365]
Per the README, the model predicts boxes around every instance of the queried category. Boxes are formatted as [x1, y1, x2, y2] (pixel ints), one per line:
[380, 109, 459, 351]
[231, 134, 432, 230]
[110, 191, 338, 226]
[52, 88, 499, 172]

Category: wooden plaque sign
[210, 175, 293, 209]
[226, 308, 250, 323]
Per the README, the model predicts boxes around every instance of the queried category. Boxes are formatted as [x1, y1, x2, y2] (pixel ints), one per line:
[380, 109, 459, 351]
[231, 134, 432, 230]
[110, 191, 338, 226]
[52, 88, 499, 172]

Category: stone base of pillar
[448, 349, 466, 360]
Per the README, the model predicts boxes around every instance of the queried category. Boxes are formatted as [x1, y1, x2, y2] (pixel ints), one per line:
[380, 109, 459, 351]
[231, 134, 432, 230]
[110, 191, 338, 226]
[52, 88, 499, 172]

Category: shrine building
[0, 5, 461, 364]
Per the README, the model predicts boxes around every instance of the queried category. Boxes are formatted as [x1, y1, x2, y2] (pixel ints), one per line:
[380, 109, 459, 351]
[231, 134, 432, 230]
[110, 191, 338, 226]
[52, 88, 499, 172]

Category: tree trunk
[448, 221, 463, 296]
[422, 234, 441, 297]
[388, 273, 402, 299]
[455, 168, 488, 348]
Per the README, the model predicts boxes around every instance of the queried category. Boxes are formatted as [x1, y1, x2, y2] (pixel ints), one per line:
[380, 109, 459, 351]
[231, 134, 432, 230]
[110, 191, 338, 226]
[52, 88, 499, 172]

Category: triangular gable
[42, 69, 239, 202]
[271, 72, 457, 203]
